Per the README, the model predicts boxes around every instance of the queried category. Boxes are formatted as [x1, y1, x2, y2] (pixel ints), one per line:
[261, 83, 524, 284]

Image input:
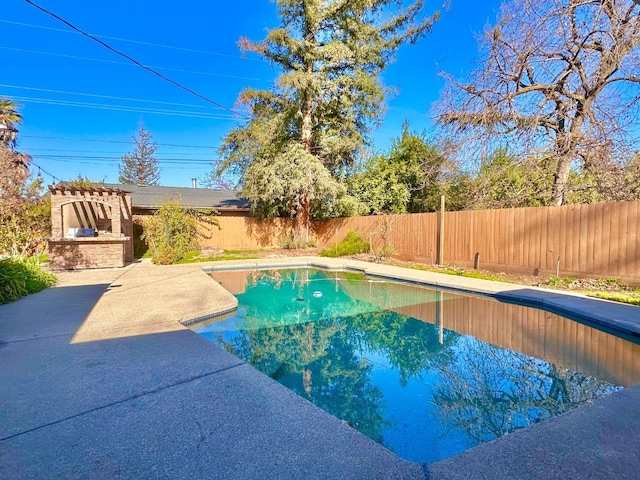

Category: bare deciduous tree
[435, 0, 640, 205]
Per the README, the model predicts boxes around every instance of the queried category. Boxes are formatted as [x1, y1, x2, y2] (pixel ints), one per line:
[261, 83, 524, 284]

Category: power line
[0, 46, 269, 82]
[31, 154, 217, 163]
[21, 134, 219, 149]
[11, 95, 236, 120]
[39, 159, 212, 168]
[27, 147, 216, 156]
[32, 157, 212, 171]
[1, 83, 220, 110]
[0, 19, 263, 62]
[24, 0, 250, 119]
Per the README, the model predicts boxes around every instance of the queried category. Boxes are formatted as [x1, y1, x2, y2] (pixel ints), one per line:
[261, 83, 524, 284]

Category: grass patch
[34, 253, 50, 263]
[547, 275, 625, 290]
[219, 249, 262, 255]
[405, 264, 509, 283]
[0, 257, 57, 305]
[319, 230, 370, 258]
[173, 249, 260, 264]
[587, 291, 640, 306]
[546, 275, 578, 287]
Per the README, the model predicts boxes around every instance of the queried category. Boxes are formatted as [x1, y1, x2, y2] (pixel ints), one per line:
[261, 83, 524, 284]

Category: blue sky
[3, 0, 502, 187]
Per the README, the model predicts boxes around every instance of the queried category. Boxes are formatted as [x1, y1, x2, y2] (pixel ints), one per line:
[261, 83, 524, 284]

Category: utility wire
[0, 46, 268, 82]
[28, 147, 216, 156]
[31, 154, 217, 162]
[10, 95, 235, 119]
[31, 157, 212, 170]
[0, 19, 263, 61]
[30, 157, 212, 175]
[2, 83, 222, 110]
[21, 134, 219, 149]
[24, 0, 249, 119]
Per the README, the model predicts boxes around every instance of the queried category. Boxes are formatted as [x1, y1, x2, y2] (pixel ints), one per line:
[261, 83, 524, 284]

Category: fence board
[197, 201, 640, 283]
[629, 202, 639, 275]
[619, 202, 629, 278]
[611, 203, 620, 276]
[578, 205, 588, 273]
[591, 203, 601, 274]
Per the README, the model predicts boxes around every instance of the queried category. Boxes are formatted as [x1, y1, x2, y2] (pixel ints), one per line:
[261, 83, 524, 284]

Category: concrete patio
[1, 257, 639, 479]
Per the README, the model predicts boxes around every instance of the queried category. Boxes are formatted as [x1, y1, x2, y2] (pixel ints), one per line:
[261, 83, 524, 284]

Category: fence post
[439, 195, 445, 266]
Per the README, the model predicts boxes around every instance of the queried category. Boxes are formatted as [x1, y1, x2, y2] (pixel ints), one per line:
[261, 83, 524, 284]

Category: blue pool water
[192, 268, 640, 463]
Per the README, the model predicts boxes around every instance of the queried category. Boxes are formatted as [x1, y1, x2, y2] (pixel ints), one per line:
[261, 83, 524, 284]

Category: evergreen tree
[385, 123, 447, 213]
[216, 0, 441, 241]
[119, 125, 160, 185]
[348, 122, 449, 214]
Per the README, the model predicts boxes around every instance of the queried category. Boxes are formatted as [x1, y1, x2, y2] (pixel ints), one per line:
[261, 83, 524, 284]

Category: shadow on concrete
[0, 284, 111, 343]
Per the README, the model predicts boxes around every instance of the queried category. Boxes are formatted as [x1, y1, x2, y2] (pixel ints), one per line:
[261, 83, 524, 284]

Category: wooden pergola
[48, 185, 133, 269]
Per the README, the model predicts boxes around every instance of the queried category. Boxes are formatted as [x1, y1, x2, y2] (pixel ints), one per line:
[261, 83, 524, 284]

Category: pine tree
[216, 0, 441, 241]
[119, 125, 160, 185]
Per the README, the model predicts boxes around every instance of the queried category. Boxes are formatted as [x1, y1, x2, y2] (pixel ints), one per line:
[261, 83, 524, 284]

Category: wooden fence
[199, 200, 640, 283]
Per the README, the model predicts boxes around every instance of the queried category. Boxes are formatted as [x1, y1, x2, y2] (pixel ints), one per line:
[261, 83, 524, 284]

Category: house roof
[102, 183, 251, 211]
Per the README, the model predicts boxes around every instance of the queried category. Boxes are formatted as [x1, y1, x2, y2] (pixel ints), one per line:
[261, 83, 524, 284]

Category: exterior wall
[48, 239, 126, 269]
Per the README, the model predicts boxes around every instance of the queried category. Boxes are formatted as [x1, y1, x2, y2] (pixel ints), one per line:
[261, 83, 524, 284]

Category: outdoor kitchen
[48, 185, 133, 269]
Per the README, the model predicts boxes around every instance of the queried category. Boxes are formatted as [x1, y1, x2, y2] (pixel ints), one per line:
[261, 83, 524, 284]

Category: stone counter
[48, 237, 131, 269]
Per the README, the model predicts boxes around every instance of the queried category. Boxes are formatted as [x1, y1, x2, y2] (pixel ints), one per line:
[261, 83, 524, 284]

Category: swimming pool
[191, 268, 640, 463]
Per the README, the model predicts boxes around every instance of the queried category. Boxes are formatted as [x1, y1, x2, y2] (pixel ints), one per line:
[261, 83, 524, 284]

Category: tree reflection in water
[200, 268, 625, 462]
[214, 318, 389, 444]
[432, 337, 622, 444]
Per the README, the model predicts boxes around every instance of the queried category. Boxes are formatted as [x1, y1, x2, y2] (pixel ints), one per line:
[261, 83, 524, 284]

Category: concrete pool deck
[1, 257, 639, 479]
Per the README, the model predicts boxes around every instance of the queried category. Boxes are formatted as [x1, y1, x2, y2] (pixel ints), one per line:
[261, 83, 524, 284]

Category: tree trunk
[295, 47, 314, 243]
[550, 113, 585, 206]
[550, 155, 572, 206]
[293, 192, 310, 243]
[302, 368, 312, 397]
[301, 87, 313, 153]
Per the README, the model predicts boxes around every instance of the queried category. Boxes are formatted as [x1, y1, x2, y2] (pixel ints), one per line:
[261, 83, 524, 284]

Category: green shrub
[141, 200, 219, 265]
[152, 246, 179, 265]
[546, 275, 576, 287]
[377, 244, 395, 260]
[0, 257, 57, 305]
[320, 230, 370, 258]
[281, 235, 307, 250]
